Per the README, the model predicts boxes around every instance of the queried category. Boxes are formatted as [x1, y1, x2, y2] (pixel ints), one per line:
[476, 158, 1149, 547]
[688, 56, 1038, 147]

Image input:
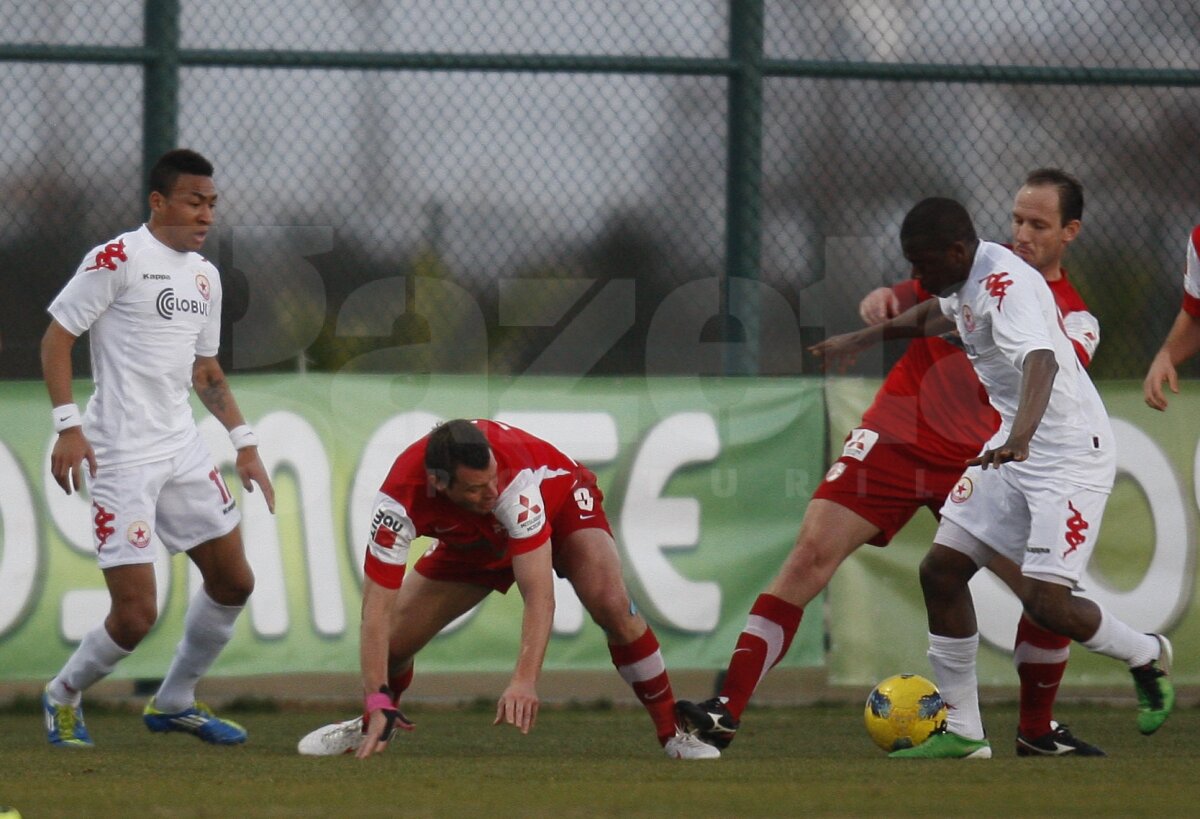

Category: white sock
[928, 632, 985, 741]
[50, 625, 131, 705]
[1081, 607, 1159, 667]
[153, 591, 242, 712]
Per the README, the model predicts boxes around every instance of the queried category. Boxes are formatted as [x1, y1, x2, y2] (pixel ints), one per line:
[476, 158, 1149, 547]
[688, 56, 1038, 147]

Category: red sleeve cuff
[508, 529, 551, 557]
[364, 553, 407, 589]
[1183, 292, 1200, 318]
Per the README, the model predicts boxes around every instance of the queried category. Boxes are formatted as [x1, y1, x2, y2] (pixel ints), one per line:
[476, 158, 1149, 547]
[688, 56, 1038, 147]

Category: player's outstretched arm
[969, 348, 1057, 469]
[1144, 309, 1200, 411]
[41, 320, 97, 494]
[357, 577, 401, 759]
[811, 298, 951, 370]
[192, 355, 275, 512]
[495, 544, 554, 735]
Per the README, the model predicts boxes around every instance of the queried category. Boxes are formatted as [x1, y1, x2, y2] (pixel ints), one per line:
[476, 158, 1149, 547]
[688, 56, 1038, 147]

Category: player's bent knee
[108, 605, 158, 647]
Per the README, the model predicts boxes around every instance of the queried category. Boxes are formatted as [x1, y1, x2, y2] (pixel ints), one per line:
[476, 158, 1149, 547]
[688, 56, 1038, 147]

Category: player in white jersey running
[812, 197, 1173, 759]
[40, 149, 275, 748]
[1144, 225, 1200, 410]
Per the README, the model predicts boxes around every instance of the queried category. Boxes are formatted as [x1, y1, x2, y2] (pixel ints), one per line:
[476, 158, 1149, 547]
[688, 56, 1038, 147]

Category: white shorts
[935, 464, 1109, 588]
[86, 433, 241, 569]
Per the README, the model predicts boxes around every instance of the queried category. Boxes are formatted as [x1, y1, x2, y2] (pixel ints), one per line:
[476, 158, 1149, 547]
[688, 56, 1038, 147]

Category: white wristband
[53, 403, 82, 433]
[228, 424, 259, 450]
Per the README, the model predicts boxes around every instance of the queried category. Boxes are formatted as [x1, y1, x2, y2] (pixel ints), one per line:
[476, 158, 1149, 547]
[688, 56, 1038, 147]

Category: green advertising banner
[826, 378, 1200, 687]
[0, 374, 826, 680]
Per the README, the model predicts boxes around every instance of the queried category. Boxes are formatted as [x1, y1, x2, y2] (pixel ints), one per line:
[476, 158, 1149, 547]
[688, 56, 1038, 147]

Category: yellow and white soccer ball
[864, 673, 947, 752]
[0, 806, 22, 819]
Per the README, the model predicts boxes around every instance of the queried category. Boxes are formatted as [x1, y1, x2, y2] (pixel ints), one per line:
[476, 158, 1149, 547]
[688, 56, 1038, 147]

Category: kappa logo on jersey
[370, 508, 404, 549]
[84, 239, 127, 272]
[92, 502, 116, 548]
[949, 476, 973, 504]
[841, 428, 879, 462]
[1063, 500, 1088, 557]
[127, 521, 151, 549]
[156, 288, 212, 320]
[982, 272, 1013, 310]
[516, 495, 542, 524]
[195, 272, 211, 301]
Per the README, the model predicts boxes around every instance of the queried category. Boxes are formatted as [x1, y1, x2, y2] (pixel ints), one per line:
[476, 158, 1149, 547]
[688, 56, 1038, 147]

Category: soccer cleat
[143, 698, 247, 745]
[889, 730, 991, 759]
[663, 729, 721, 760]
[1016, 721, 1105, 757]
[674, 698, 739, 750]
[1131, 633, 1174, 735]
[298, 717, 365, 756]
[43, 685, 93, 748]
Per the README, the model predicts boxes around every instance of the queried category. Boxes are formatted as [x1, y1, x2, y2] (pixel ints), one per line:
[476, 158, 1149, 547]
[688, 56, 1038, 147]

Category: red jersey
[363, 420, 587, 589]
[1182, 225, 1200, 318]
[860, 271, 1097, 466]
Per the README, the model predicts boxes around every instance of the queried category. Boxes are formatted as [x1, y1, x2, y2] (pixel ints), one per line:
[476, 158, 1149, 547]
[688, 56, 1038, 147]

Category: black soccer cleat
[1015, 722, 1106, 757]
[675, 697, 739, 750]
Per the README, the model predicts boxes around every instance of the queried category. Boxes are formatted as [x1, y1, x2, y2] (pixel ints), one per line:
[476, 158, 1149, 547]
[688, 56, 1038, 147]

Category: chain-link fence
[2, 0, 1198, 380]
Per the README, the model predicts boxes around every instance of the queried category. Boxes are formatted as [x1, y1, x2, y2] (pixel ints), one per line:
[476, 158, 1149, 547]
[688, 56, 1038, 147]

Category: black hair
[148, 148, 214, 196]
[900, 197, 977, 251]
[1024, 167, 1084, 225]
[424, 419, 491, 487]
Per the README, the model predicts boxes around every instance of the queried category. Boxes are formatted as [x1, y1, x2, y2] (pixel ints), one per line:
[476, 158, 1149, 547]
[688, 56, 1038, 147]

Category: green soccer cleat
[143, 698, 247, 745]
[889, 730, 991, 759]
[1132, 634, 1174, 735]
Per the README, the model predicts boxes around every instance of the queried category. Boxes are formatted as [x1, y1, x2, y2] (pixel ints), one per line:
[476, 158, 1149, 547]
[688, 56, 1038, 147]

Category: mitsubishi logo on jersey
[516, 495, 542, 524]
[84, 239, 127, 272]
[1063, 501, 1089, 557]
[156, 288, 212, 320]
[195, 272, 211, 300]
[93, 502, 115, 549]
[982, 272, 1013, 310]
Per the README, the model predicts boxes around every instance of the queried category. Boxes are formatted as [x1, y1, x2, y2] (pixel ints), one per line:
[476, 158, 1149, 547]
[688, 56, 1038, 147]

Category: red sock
[1014, 615, 1070, 737]
[388, 664, 414, 703]
[610, 627, 677, 745]
[719, 594, 804, 720]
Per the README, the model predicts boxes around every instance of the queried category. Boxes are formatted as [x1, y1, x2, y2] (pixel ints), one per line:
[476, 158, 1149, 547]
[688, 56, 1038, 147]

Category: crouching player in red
[298, 419, 716, 760]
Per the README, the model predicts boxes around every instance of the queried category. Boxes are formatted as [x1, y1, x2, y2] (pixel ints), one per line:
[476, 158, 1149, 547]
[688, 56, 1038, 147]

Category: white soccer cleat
[297, 716, 364, 756]
[664, 729, 721, 760]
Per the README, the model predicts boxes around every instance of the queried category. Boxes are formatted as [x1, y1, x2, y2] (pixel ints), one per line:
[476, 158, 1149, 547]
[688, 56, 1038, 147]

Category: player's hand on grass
[357, 688, 401, 759]
[494, 680, 539, 734]
[236, 447, 276, 513]
[967, 439, 1029, 469]
[50, 427, 97, 495]
[809, 328, 876, 372]
[1143, 351, 1178, 411]
[859, 287, 901, 326]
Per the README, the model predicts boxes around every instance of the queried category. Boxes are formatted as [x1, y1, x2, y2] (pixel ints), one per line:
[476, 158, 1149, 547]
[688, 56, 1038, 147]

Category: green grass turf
[4, 700, 1200, 817]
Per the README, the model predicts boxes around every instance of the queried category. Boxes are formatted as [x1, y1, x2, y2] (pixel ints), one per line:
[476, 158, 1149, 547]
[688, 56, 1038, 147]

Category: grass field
[3, 699, 1198, 817]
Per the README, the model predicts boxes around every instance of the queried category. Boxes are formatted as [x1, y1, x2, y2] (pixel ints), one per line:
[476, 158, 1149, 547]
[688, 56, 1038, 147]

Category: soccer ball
[864, 673, 947, 752]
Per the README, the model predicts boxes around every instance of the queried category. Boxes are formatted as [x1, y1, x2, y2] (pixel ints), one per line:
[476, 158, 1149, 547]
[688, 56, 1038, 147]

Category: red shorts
[811, 428, 969, 546]
[414, 469, 612, 592]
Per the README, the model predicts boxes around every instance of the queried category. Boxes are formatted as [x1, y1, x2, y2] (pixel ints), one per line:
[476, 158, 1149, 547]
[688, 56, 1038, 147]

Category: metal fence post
[143, 0, 181, 213]
[725, 0, 764, 375]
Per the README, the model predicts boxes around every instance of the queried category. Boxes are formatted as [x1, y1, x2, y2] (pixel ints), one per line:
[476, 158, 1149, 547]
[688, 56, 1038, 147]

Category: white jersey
[48, 225, 222, 468]
[937, 241, 1115, 491]
[1183, 225, 1200, 316]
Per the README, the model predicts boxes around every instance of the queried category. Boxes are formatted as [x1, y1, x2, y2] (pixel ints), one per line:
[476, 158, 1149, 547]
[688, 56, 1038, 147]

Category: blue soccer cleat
[43, 684, 93, 748]
[143, 698, 247, 745]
